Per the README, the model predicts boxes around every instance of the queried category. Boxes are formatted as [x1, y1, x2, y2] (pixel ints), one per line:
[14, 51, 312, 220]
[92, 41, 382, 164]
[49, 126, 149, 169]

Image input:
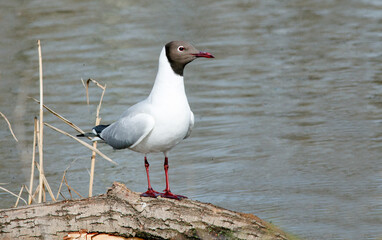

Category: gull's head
[165, 41, 214, 76]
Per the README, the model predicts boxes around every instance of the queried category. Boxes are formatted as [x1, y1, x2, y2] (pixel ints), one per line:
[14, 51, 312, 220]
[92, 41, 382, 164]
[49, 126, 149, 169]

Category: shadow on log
[0, 182, 294, 240]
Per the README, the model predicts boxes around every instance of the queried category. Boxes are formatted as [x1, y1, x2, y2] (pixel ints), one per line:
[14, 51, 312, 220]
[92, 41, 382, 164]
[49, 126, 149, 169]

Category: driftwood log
[0, 182, 292, 240]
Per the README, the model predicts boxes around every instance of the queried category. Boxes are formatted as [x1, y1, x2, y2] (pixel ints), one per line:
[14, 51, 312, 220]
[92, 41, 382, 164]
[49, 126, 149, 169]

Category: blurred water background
[0, 1, 381, 239]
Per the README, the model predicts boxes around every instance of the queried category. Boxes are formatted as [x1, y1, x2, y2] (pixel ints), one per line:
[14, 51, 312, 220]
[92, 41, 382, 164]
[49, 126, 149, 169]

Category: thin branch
[64, 177, 73, 200]
[34, 161, 56, 202]
[32, 183, 39, 200]
[59, 191, 67, 201]
[56, 158, 80, 200]
[84, 78, 106, 105]
[96, 84, 106, 117]
[30, 97, 85, 135]
[0, 186, 27, 205]
[42, 175, 55, 202]
[44, 122, 117, 165]
[28, 117, 38, 204]
[37, 39, 44, 204]
[80, 78, 86, 88]
[0, 112, 18, 142]
[14, 185, 25, 208]
[23, 185, 37, 204]
[87, 79, 107, 197]
[64, 177, 83, 199]
[56, 172, 66, 201]
[64, 176, 73, 200]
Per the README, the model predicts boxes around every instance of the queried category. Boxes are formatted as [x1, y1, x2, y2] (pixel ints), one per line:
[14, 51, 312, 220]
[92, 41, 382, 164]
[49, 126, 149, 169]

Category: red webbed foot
[160, 190, 187, 200]
[141, 188, 160, 198]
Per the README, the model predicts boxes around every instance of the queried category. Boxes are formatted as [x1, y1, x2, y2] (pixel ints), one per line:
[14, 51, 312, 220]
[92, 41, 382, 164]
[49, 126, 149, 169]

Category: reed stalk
[0, 186, 27, 205]
[56, 172, 66, 200]
[44, 122, 116, 164]
[34, 161, 56, 202]
[23, 185, 37, 204]
[28, 117, 38, 204]
[56, 158, 79, 200]
[37, 40, 44, 203]
[86, 78, 107, 197]
[1, 42, 116, 207]
[14, 185, 24, 208]
[64, 176, 83, 198]
[32, 184, 39, 200]
[0, 112, 18, 142]
[89, 143, 97, 197]
[30, 97, 85, 135]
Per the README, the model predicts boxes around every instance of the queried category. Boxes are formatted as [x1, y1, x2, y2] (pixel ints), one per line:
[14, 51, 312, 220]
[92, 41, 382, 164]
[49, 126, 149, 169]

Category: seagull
[79, 41, 214, 200]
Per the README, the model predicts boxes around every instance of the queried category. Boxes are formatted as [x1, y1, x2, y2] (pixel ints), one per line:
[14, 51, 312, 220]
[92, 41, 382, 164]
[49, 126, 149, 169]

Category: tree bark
[0, 182, 291, 240]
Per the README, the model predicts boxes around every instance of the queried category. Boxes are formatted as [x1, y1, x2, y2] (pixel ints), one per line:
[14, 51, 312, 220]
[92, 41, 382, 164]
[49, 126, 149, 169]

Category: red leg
[164, 156, 170, 192]
[160, 157, 187, 200]
[141, 156, 160, 198]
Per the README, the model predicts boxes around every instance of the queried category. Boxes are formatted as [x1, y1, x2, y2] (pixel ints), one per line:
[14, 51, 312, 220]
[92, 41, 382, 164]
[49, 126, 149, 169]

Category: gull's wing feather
[100, 113, 155, 149]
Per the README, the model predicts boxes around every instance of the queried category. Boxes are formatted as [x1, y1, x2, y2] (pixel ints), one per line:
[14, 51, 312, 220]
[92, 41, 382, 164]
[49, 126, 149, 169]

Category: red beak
[192, 51, 214, 58]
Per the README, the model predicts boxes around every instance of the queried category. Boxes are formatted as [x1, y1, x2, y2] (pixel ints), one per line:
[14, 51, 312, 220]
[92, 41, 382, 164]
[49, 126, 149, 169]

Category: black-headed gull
[80, 41, 214, 199]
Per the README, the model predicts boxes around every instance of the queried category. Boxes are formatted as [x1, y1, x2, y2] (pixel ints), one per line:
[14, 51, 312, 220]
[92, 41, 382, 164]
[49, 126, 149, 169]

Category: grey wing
[100, 113, 155, 149]
[184, 111, 194, 139]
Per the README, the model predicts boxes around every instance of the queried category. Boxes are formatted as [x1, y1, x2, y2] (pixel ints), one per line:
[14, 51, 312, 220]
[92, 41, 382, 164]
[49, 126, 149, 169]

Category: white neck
[148, 47, 186, 103]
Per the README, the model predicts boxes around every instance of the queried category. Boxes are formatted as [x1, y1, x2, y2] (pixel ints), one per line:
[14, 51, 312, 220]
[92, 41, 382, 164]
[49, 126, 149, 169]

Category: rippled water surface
[0, 1, 381, 239]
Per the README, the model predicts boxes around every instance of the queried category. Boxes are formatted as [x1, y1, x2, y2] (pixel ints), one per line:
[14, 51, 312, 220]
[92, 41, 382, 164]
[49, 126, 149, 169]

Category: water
[0, 0, 381, 239]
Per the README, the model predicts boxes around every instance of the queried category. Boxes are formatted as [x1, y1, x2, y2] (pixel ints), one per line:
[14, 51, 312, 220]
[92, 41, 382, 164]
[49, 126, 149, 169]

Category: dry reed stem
[56, 158, 79, 200]
[0, 112, 18, 142]
[43, 176, 54, 201]
[63, 176, 83, 199]
[56, 172, 66, 200]
[80, 78, 86, 88]
[64, 176, 83, 198]
[83, 78, 106, 105]
[34, 161, 56, 202]
[32, 183, 39, 200]
[43, 186, 46, 202]
[37, 39, 44, 203]
[85, 78, 107, 197]
[36, 118, 46, 202]
[14, 185, 24, 208]
[23, 185, 37, 204]
[0, 186, 27, 205]
[89, 141, 97, 198]
[59, 192, 67, 200]
[44, 122, 117, 165]
[30, 97, 85, 135]
[65, 176, 73, 199]
[28, 117, 38, 204]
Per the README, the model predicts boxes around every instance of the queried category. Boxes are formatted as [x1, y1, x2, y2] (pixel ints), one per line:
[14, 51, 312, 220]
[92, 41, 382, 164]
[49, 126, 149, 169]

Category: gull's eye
[177, 46, 185, 52]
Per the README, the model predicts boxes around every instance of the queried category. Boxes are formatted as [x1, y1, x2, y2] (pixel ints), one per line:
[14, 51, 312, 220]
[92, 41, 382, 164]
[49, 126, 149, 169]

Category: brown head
[165, 41, 214, 76]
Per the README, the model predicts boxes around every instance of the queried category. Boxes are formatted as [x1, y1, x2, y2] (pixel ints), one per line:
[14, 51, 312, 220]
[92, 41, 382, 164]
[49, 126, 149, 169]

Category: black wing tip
[93, 124, 110, 134]
[78, 124, 110, 139]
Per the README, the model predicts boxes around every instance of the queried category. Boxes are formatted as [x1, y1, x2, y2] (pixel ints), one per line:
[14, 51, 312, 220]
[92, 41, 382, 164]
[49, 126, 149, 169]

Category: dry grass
[44, 122, 115, 165]
[0, 40, 115, 207]
[30, 97, 85, 135]
[82, 78, 107, 197]
[0, 112, 18, 142]
[28, 117, 37, 205]
[37, 39, 44, 203]
[0, 185, 27, 206]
